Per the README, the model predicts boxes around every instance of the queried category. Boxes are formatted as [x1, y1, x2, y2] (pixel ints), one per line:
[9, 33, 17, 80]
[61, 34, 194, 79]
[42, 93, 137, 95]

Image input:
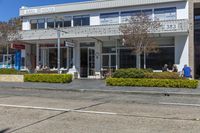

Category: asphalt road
[0, 88, 200, 133]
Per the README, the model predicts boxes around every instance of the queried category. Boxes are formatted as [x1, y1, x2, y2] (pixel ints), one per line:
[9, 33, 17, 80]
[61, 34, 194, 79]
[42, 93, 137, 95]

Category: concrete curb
[1, 86, 200, 97]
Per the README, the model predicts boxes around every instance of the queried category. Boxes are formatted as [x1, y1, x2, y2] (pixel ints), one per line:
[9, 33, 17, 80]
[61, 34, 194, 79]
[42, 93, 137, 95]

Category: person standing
[182, 64, 192, 79]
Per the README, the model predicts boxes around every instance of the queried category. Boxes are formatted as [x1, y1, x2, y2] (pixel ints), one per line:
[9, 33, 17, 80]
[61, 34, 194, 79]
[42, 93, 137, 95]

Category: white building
[17, 0, 200, 78]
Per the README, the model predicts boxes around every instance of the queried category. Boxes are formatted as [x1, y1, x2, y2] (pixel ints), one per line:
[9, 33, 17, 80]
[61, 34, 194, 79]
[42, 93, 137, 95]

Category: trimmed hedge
[112, 68, 152, 78]
[145, 72, 181, 79]
[112, 69, 181, 79]
[0, 68, 28, 75]
[24, 74, 72, 83]
[0, 68, 18, 74]
[106, 78, 199, 89]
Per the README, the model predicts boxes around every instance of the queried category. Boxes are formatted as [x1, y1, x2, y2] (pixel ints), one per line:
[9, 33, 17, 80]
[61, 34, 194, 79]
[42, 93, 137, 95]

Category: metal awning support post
[57, 24, 61, 74]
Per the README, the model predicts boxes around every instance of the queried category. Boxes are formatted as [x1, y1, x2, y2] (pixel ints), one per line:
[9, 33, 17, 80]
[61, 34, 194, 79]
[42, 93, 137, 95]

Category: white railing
[20, 19, 188, 41]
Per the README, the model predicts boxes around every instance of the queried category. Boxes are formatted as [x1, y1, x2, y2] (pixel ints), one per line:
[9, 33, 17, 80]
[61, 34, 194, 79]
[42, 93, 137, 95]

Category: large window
[30, 20, 37, 29]
[119, 49, 136, 68]
[47, 18, 55, 28]
[64, 16, 72, 27]
[154, 7, 176, 21]
[73, 15, 90, 26]
[141, 47, 175, 70]
[100, 12, 119, 25]
[121, 10, 141, 23]
[142, 9, 153, 20]
[30, 19, 45, 29]
[55, 19, 63, 28]
[121, 10, 152, 23]
[37, 19, 45, 29]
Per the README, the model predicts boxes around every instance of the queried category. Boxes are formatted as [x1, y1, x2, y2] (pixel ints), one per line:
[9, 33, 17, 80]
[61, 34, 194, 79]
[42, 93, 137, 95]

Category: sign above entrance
[11, 44, 25, 50]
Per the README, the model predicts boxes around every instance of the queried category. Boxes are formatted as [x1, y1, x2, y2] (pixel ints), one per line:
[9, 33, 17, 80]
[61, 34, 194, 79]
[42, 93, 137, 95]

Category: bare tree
[0, 17, 21, 66]
[119, 14, 160, 69]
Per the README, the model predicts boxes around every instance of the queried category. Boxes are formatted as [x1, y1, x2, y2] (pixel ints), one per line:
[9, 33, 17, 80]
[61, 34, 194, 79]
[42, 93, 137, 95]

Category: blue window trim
[100, 12, 119, 18]
[154, 7, 176, 13]
[121, 10, 141, 16]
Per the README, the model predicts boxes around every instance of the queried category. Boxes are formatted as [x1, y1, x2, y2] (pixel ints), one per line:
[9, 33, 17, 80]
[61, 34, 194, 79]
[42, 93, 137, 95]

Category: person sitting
[172, 64, 178, 72]
[162, 64, 169, 72]
[182, 64, 192, 79]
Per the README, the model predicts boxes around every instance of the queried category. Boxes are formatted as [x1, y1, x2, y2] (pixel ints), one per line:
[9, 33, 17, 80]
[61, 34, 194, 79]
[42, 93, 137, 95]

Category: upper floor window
[30, 19, 45, 29]
[38, 19, 45, 29]
[64, 16, 72, 27]
[121, 9, 153, 23]
[154, 7, 176, 21]
[121, 10, 141, 23]
[30, 20, 37, 29]
[100, 12, 119, 25]
[55, 18, 63, 28]
[73, 15, 90, 26]
[142, 9, 153, 20]
[47, 18, 55, 28]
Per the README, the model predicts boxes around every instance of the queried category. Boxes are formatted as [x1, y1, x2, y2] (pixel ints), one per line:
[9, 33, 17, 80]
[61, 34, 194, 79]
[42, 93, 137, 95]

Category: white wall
[175, 35, 189, 72]
[22, 19, 30, 30]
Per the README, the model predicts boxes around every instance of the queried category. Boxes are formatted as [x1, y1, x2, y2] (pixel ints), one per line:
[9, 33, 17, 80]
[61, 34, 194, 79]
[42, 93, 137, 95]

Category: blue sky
[0, 0, 91, 21]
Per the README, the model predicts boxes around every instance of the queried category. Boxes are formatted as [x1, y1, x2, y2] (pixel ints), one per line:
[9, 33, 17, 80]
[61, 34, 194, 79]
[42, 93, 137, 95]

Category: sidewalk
[0, 79, 199, 96]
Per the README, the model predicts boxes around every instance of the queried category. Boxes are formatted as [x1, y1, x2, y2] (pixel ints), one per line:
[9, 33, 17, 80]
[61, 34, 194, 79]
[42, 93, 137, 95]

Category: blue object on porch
[14, 50, 21, 70]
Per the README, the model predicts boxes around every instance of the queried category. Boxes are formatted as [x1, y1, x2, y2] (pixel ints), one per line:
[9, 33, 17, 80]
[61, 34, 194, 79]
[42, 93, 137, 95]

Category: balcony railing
[20, 19, 188, 41]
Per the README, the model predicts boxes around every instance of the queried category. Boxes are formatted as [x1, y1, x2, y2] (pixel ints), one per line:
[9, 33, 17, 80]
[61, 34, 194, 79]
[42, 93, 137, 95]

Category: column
[36, 43, 40, 70]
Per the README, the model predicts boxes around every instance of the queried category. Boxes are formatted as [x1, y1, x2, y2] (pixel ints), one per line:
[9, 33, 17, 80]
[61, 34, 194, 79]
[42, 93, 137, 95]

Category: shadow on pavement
[0, 128, 10, 133]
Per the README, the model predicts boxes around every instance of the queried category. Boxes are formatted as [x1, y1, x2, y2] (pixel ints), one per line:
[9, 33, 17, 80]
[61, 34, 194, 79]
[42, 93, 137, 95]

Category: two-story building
[16, 0, 200, 78]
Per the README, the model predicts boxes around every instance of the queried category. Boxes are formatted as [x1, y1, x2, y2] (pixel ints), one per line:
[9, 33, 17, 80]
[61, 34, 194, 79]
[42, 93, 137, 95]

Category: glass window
[73, 15, 90, 26]
[142, 9, 153, 20]
[121, 10, 141, 23]
[37, 19, 45, 29]
[82, 15, 90, 26]
[47, 18, 55, 28]
[30, 19, 37, 29]
[55, 19, 63, 28]
[111, 55, 116, 68]
[141, 47, 175, 70]
[100, 12, 119, 25]
[60, 48, 67, 69]
[102, 47, 116, 53]
[49, 49, 57, 68]
[102, 55, 109, 68]
[154, 7, 176, 21]
[64, 16, 71, 27]
[119, 49, 136, 68]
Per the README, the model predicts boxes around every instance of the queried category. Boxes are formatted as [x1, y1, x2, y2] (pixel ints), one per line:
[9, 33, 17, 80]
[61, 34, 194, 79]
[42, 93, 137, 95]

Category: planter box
[0, 75, 24, 82]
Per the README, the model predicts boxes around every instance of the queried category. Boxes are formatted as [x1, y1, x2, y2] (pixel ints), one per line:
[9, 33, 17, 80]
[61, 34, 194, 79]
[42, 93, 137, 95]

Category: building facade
[16, 0, 200, 78]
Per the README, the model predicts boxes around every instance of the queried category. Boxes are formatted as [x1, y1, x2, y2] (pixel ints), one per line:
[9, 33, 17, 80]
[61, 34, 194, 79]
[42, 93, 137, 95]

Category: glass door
[88, 48, 95, 77]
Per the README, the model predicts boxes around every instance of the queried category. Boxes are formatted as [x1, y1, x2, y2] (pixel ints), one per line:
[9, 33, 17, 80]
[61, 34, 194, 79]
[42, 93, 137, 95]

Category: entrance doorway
[80, 47, 95, 78]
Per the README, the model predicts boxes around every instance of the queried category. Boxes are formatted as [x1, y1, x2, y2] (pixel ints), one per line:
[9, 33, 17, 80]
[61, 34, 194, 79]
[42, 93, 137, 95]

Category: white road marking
[159, 102, 200, 107]
[0, 104, 117, 115]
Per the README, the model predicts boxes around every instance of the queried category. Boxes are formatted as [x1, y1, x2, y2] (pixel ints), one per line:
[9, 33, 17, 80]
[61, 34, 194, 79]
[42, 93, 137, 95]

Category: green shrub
[106, 78, 198, 89]
[145, 72, 181, 79]
[0, 68, 18, 74]
[24, 74, 72, 83]
[112, 68, 148, 78]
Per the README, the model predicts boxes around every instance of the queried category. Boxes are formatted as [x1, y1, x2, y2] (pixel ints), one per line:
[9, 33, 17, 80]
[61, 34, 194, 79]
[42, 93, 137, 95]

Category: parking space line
[159, 102, 200, 107]
[0, 103, 117, 115]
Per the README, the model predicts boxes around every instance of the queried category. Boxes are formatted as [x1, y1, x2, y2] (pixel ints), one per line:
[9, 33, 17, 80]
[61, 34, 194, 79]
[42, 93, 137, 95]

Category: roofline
[19, 0, 187, 17]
